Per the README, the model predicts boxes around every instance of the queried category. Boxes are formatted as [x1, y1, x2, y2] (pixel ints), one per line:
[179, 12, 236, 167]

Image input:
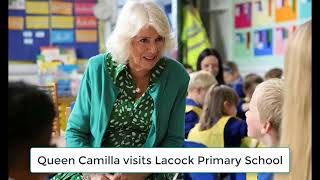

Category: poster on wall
[26, 16, 49, 29]
[275, 25, 296, 55]
[254, 29, 273, 56]
[25, 1, 49, 14]
[252, 0, 273, 27]
[74, 2, 95, 15]
[235, 2, 252, 29]
[51, 1, 73, 15]
[234, 31, 252, 58]
[51, 30, 74, 44]
[76, 16, 97, 28]
[9, 16, 24, 30]
[9, 0, 25, 10]
[275, 0, 297, 22]
[299, 0, 311, 19]
[76, 30, 97, 43]
[51, 16, 74, 29]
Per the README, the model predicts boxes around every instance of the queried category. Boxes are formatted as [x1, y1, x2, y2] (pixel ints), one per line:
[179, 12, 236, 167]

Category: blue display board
[9, 29, 50, 61]
[8, 0, 99, 62]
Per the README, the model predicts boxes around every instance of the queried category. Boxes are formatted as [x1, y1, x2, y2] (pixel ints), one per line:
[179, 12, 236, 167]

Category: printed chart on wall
[234, 2, 252, 29]
[299, 0, 311, 19]
[275, 0, 297, 22]
[275, 25, 296, 55]
[254, 29, 273, 56]
[234, 31, 252, 58]
[252, 0, 273, 27]
[8, 0, 100, 62]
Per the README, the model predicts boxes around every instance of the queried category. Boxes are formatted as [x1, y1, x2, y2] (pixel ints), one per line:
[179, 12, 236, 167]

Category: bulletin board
[8, 0, 100, 62]
[253, 28, 273, 56]
[232, 0, 311, 76]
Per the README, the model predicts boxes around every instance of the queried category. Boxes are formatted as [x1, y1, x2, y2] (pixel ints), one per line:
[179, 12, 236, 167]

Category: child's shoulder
[225, 117, 247, 133]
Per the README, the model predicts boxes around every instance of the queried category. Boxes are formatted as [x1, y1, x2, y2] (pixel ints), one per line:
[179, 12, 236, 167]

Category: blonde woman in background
[275, 21, 311, 180]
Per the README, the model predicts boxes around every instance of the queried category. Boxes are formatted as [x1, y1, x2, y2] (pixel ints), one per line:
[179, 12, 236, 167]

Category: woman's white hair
[106, 0, 176, 64]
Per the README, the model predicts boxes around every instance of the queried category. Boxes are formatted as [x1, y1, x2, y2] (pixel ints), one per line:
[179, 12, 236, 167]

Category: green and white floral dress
[52, 58, 175, 180]
[101, 57, 165, 147]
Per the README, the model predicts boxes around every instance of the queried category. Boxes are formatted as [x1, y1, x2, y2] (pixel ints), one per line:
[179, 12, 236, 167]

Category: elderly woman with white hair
[52, 0, 189, 179]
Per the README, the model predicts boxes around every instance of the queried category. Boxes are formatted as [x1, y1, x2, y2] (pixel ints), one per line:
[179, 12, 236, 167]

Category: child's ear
[260, 120, 272, 135]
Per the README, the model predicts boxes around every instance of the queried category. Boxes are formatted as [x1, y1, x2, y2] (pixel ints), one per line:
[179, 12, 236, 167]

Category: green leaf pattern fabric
[51, 58, 175, 180]
[101, 58, 166, 147]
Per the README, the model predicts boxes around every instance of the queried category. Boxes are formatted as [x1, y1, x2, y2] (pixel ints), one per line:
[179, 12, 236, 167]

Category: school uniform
[185, 98, 202, 138]
[187, 115, 247, 147]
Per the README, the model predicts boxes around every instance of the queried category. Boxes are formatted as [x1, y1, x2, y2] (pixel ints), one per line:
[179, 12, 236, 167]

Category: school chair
[37, 82, 60, 137]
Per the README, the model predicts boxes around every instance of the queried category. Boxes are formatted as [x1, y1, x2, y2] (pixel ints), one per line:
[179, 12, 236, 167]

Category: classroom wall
[200, 0, 311, 77]
[8, 0, 102, 84]
[200, 0, 233, 62]
[10, 0, 311, 82]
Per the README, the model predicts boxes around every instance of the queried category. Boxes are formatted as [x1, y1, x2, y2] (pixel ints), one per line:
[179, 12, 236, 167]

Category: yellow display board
[26, 1, 49, 14]
[26, 16, 49, 29]
[51, 16, 74, 29]
[51, 1, 73, 15]
[76, 30, 98, 43]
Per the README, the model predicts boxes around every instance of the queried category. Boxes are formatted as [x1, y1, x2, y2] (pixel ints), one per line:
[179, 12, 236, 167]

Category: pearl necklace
[135, 87, 141, 93]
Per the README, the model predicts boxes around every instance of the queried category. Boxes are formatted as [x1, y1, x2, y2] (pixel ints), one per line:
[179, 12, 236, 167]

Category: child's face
[224, 101, 237, 117]
[245, 90, 263, 139]
[223, 71, 234, 85]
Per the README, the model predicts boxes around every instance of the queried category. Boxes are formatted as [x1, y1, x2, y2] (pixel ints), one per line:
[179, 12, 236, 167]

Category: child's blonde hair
[188, 71, 217, 92]
[275, 21, 311, 180]
[199, 85, 239, 130]
[255, 78, 284, 133]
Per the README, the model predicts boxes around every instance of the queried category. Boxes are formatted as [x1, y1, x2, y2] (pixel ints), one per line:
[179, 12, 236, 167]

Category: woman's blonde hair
[106, 0, 176, 64]
[275, 21, 311, 180]
[188, 70, 218, 92]
[199, 85, 239, 131]
[255, 78, 284, 134]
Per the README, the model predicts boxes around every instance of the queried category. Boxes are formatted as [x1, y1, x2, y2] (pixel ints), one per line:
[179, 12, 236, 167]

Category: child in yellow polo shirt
[185, 71, 217, 138]
[188, 84, 247, 148]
